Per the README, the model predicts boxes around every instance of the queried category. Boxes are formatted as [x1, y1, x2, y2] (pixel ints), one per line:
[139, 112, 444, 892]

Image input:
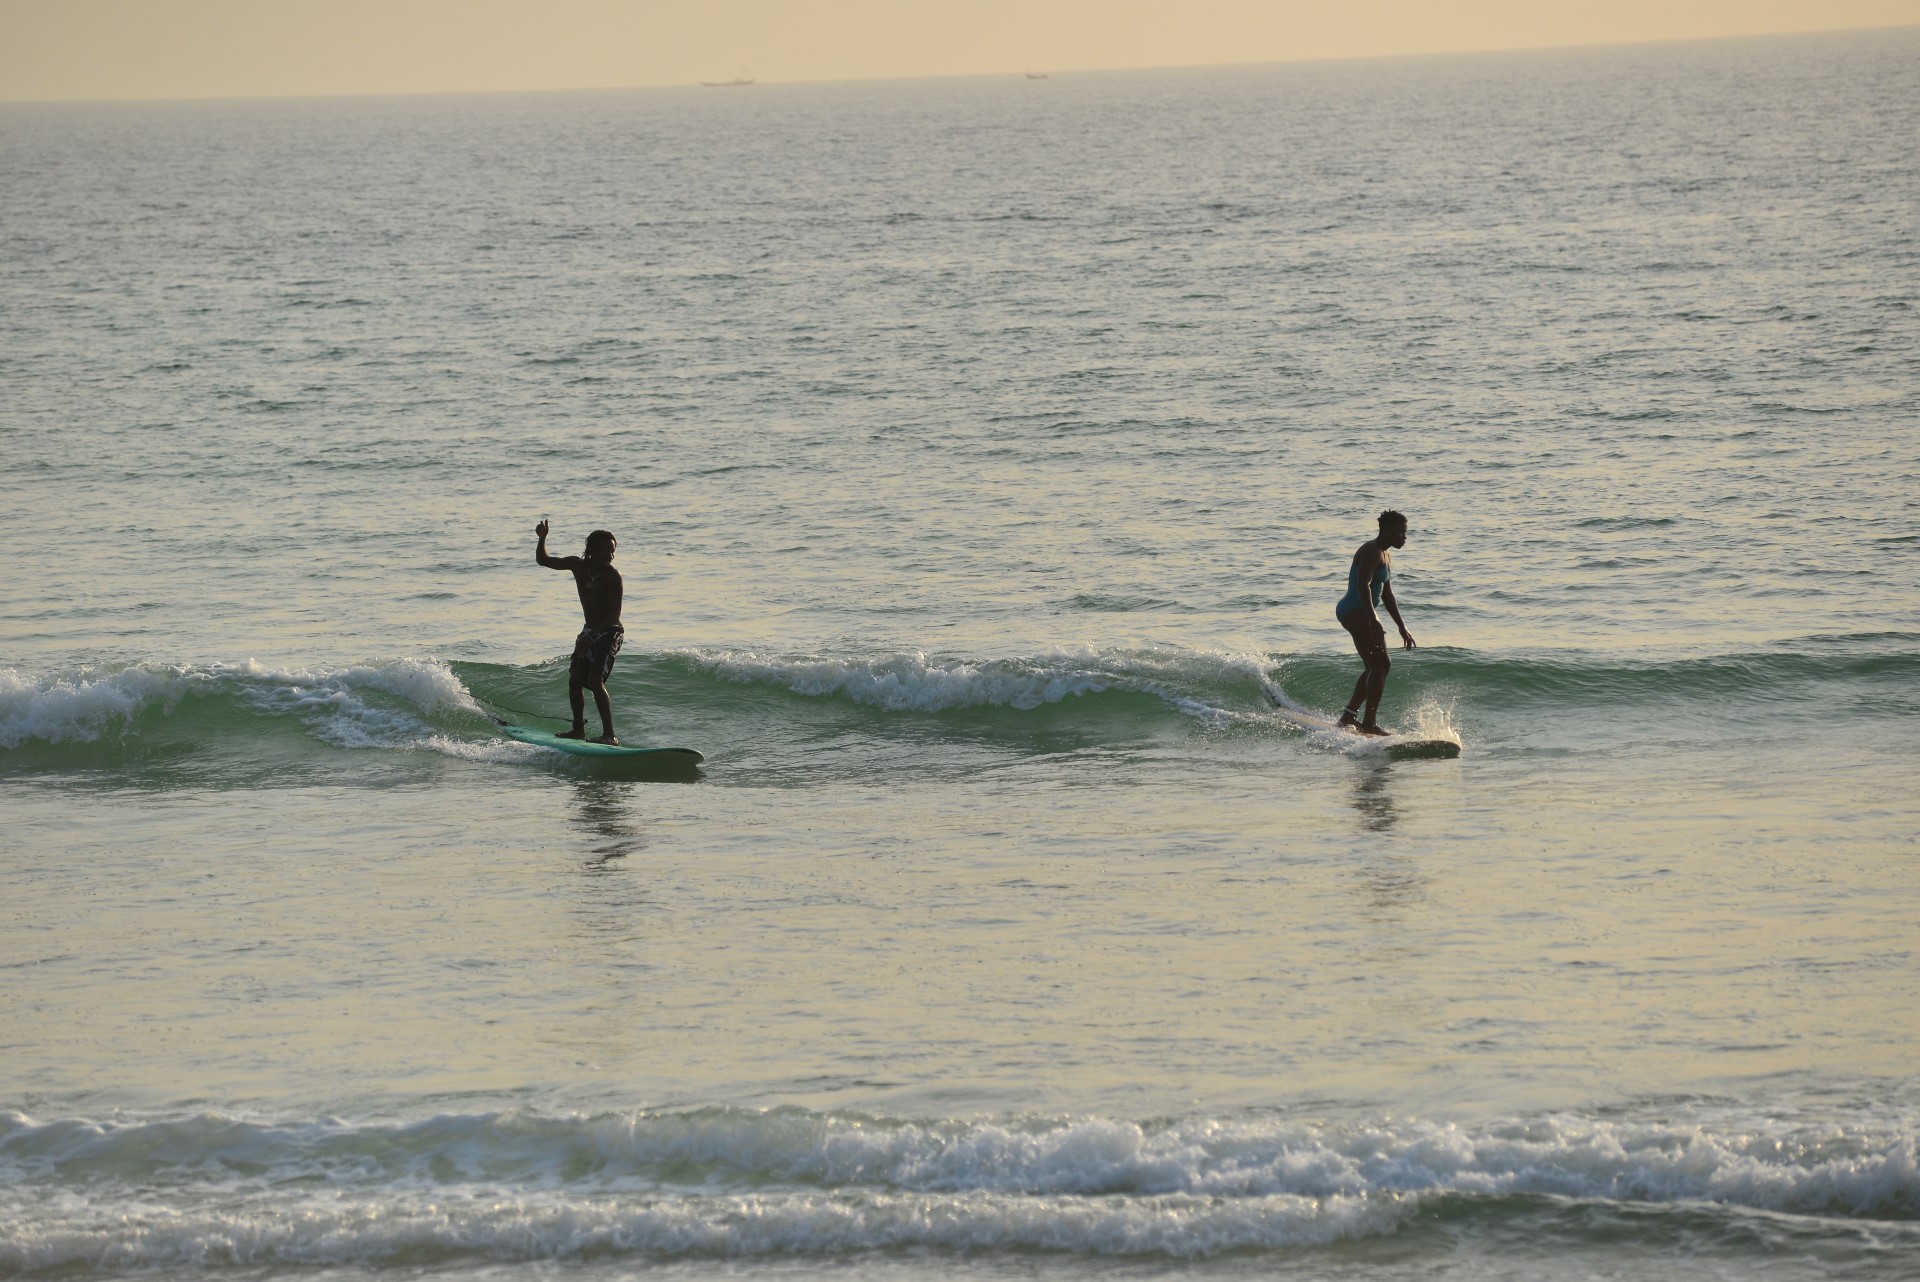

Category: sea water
[2, 29, 1918, 1280]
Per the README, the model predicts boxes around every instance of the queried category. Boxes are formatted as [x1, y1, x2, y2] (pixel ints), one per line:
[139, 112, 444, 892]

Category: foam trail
[1259, 665, 1464, 755]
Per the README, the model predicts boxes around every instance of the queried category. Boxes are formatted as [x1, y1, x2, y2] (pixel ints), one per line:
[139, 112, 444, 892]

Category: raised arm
[535, 519, 575, 570]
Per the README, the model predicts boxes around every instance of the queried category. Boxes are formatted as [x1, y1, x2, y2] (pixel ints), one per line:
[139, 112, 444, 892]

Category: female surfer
[1335, 510, 1416, 736]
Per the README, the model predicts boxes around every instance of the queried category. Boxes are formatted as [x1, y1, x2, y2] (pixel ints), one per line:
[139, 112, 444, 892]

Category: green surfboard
[500, 722, 704, 763]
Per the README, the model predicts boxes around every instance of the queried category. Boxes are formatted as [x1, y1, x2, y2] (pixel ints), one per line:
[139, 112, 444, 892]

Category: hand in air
[1400, 627, 1417, 651]
[535, 519, 550, 539]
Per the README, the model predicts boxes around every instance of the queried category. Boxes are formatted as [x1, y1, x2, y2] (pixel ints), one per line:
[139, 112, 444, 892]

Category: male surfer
[1335, 510, 1417, 736]
[534, 520, 623, 744]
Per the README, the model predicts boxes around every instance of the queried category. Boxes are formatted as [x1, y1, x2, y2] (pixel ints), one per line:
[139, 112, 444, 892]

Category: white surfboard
[1258, 676, 1461, 759]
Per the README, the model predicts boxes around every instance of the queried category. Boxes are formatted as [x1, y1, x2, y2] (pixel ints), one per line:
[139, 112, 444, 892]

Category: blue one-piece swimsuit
[1336, 552, 1390, 623]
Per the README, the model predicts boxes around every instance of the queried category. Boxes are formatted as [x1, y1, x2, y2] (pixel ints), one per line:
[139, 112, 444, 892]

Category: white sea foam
[3, 1109, 1912, 1231]
[1323, 697, 1463, 756]
[0, 1188, 1396, 1270]
[1261, 674, 1463, 755]
[416, 732, 547, 764]
[0, 658, 484, 752]
[0, 664, 195, 747]
[676, 645, 1272, 722]
[679, 647, 1122, 712]
[3, 1106, 1916, 1269]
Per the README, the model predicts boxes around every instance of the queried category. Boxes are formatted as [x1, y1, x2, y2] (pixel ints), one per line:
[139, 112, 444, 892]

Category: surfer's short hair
[585, 529, 617, 553]
[1377, 509, 1407, 530]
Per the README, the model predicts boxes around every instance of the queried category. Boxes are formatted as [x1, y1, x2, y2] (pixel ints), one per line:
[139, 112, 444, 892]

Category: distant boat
[701, 72, 755, 88]
[1025, 72, 1049, 80]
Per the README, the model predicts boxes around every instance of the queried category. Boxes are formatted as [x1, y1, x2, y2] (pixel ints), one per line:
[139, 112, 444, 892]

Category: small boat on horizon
[701, 71, 756, 88]
[1025, 72, 1049, 80]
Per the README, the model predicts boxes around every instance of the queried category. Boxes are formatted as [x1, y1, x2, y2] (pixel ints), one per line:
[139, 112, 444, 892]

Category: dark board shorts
[570, 624, 624, 685]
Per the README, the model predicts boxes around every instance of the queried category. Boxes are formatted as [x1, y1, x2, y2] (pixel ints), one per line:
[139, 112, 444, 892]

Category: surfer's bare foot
[1357, 722, 1391, 737]
[1336, 709, 1361, 730]
[555, 727, 586, 740]
[591, 733, 619, 746]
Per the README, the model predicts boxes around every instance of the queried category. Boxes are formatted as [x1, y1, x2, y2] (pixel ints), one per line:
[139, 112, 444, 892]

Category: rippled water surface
[3, 29, 1918, 1281]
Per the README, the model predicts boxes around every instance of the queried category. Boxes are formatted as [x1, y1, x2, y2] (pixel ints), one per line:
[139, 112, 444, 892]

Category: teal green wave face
[6, 636, 1915, 788]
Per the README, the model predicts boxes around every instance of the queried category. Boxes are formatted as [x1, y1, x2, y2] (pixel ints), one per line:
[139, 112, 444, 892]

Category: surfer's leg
[557, 676, 588, 738]
[556, 633, 591, 740]
[1339, 675, 1366, 728]
[585, 630, 620, 744]
[588, 678, 616, 744]
[1337, 612, 1374, 727]
[559, 631, 594, 738]
[1340, 614, 1389, 731]
[1361, 646, 1390, 730]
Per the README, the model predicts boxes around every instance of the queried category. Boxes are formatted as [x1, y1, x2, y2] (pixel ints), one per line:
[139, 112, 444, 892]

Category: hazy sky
[3, 0, 1918, 102]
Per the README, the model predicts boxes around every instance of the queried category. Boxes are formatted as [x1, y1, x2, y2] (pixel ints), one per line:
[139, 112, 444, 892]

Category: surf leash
[470, 694, 570, 728]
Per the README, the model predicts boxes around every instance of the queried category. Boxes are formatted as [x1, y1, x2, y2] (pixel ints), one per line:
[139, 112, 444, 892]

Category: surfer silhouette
[535, 520, 623, 744]
[1335, 510, 1417, 736]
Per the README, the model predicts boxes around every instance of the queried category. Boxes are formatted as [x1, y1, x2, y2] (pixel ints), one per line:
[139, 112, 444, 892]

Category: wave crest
[4, 1107, 1913, 1217]
[0, 658, 479, 751]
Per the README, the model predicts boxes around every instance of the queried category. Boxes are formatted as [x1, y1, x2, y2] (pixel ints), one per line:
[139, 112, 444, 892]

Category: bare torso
[567, 561, 622, 631]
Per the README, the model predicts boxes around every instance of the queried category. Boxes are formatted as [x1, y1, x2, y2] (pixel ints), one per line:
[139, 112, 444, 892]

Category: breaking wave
[3, 632, 1910, 776]
[1, 1106, 1914, 1271]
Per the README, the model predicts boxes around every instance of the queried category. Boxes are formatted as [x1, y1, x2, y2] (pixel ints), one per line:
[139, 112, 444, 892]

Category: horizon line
[1, 21, 1912, 108]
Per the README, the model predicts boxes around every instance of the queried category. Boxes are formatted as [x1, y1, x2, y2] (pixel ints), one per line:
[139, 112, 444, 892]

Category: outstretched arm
[535, 519, 575, 569]
[1381, 583, 1416, 650]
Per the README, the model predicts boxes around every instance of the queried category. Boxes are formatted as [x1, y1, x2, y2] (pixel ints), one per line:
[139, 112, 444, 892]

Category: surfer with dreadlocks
[535, 520, 623, 744]
[1334, 510, 1417, 736]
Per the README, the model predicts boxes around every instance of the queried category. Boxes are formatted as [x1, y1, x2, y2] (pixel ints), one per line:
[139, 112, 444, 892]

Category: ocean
[3, 28, 1918, 1280]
